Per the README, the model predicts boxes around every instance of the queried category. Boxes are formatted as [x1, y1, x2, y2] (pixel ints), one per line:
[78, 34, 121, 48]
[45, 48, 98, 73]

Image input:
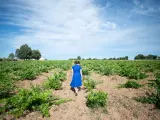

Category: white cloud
[10, 0, 119, 58]
[4, 0, 159, 59]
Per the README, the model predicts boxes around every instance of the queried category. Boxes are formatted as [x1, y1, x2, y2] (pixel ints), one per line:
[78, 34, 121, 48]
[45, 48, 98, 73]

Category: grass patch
[54, 98, 72, 105]
[0, 73, 14, 98]
[84, 77, 99, 91]
[82, 67, 90, 76]
[3, 85, 71, 118]
[86, 91, 108, 108]
[118, 80, 143, 89]
[134, 94, 157, 104]
[134, 75, 160, 109]
[44, 73, 62, 90]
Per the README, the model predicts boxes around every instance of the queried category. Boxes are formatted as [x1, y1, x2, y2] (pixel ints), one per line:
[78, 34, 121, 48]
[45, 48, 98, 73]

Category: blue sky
[0, 0, 160, 60]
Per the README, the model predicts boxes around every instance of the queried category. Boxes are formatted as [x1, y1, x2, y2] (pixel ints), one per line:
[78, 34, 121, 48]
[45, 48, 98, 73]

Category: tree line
[7, 44, 41, 60]
[134, 54, 160, 60]
[69, 55, 160, 60]
[69, 56, 129, 60]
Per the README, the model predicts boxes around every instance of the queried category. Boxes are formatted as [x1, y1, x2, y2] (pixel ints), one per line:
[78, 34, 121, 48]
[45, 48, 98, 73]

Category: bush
[53, 68, 66, 81]
[21, 69, 37, 80]
[44, 74, 62, 90]
[134, 94, 157, 104]
[118, 80, 142, 89]
[82, 67, 90, 75]
[84, 78, 98, 91]
[86, 91, 108, 108]
[57, 71, 66, 82]
[4, 86, 71, 118]
[120, 65, 147, 80]
[0, 73, 14, 98]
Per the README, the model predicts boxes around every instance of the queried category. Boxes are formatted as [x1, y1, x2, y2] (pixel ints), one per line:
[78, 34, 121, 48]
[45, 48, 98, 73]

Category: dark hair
[74, 61, 80, 64]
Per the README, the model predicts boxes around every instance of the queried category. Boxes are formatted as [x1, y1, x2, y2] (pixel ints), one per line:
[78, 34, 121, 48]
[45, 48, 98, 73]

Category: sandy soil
[91, 73, 160, 120]
[16, 71, 54, 89]
[9, 70, 160, 120]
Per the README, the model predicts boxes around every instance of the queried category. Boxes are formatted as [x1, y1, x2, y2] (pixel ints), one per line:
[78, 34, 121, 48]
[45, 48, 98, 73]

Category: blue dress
[70, 64, 82, 88]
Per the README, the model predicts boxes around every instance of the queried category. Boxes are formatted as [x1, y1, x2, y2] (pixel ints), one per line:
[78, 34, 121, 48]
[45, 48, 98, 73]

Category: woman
[70, 61, 83, 96]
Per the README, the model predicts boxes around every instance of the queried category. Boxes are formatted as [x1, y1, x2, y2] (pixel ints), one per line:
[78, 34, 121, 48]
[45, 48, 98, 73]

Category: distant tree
[158, 56, 160, 60]
[15, 49, 20, 58]
[146, 54, 157, 60]
[134, 54, 145, 60]
[93, 58, 98, 60]
[31, 50, 41, 60]
[125, 56, 128, 60]
[18, 44, 32, 60]
[153, 55, 158, 60]
[77, 56, 81, 60]
[8, 53, 14, 60]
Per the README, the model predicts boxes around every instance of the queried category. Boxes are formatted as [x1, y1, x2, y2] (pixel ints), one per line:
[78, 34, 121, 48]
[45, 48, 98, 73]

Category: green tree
[125, 56, 128, 60]
[113, 57, 116, 60]
[15, 49, 20, 58]
[18, 44, 32, 60]
[134, 54, 145, 60]
[146, 54, 157, 60]
[77, 56, 81, 60]
[31, 50, 41, 60]
[8, 53, 14, 60]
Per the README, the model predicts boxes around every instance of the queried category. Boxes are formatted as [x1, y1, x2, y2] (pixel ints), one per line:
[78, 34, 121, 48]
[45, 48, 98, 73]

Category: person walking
[70, 61, 83, 96]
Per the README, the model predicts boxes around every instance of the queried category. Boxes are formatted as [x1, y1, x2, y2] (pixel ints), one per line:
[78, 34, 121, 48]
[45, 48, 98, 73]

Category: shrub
[40, 66, 49, 73]
[44, 74, 62, 90]
[21, 69, 37, 80]
[53, 68, 66, 81]
[82, 67, 90, 75]
[57, 71, 66, 82]
[119, 65, 147, 79]
[118, 80, 142, 89]
[86, 91, 108, 108]
[84, 78, 98, 91]
[0, 73, 14, 98]
[4, 86, 71, 118]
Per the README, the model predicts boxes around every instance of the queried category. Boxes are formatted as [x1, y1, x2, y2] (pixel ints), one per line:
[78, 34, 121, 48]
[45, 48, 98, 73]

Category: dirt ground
[14, 70, 160, 120]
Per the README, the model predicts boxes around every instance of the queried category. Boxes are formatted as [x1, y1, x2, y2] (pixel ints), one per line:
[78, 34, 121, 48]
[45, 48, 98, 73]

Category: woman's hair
[74, 61, 80, 64]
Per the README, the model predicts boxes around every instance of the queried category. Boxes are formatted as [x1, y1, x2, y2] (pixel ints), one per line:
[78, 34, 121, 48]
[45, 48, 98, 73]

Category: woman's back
[72, 65, 81, 74]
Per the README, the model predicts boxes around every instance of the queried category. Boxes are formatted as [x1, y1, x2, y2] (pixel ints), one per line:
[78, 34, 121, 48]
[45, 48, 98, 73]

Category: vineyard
[0, 60, 160, 120]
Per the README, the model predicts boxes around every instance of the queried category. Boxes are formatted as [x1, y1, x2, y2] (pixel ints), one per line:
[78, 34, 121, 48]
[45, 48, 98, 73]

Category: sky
[0, 0, 160, 60]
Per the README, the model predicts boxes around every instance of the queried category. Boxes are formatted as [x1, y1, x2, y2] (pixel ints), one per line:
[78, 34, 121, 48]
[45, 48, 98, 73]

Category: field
[0, 60, 160, 120]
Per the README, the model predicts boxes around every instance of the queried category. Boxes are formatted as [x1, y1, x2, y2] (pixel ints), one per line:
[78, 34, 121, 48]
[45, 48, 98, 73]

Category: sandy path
[49, 70, 92, 120]
[18, 70, 93, 120]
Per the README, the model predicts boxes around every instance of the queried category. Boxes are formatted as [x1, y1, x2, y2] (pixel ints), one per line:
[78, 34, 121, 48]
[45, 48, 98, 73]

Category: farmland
[0, 60, 160, 120]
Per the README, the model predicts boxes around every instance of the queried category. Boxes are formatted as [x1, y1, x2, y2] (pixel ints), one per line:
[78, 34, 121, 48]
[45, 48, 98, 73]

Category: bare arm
[80, 69, 83, 79]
